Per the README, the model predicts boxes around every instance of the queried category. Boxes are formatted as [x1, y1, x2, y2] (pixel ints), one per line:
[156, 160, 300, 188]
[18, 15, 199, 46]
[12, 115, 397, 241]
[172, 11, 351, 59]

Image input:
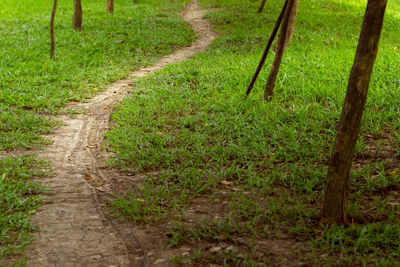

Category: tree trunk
[73, 0, 83, 30]
[321, 0, 387, 224]
[246, 0, 288, 96]
[258, 0, 267, 14]
[50, 0, 58, 59]
[263, 0, 298, 100]
[107, 0, 114, 14]
[282, 0, 297, 50]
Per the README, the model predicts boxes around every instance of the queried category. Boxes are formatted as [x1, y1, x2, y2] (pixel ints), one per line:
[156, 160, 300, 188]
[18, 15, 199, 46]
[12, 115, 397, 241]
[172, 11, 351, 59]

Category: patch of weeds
[111, 172, 195, 223]
[312, 223, 400, 265]
[166, 218, 240, 248]
[169, 249, 203, 265]
[0, 155, 49, 261]
[351, 162, 400, 195]
[0, 105, 56, 150]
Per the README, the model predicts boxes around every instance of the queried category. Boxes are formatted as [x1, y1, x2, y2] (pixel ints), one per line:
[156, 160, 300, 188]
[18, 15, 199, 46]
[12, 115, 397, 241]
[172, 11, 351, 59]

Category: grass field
[107, 0, 400, 265]
[0, 0, 194, 150]
[0, 0, 193, 263]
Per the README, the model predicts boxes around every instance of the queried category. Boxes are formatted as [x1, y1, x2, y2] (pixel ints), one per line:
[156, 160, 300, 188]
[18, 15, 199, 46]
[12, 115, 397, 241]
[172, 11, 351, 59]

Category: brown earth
[6, 1, 217, 266]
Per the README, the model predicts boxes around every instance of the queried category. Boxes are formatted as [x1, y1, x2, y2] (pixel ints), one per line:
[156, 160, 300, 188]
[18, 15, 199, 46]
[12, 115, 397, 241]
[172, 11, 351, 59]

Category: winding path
[23, 1, 217, 266]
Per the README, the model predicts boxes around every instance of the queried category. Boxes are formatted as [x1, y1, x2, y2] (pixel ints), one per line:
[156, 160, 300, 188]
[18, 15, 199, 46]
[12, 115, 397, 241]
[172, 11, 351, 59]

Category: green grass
[0, 0, 194, 150]
[0, 155, 49, 260]
[0, 105, 55, 150]
[312, 223, 400, 266]
[107, 0, 400, 265]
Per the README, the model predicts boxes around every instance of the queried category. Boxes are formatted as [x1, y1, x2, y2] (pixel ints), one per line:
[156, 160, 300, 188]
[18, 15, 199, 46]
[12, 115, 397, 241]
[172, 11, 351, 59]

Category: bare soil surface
[15, 1, 217, 266]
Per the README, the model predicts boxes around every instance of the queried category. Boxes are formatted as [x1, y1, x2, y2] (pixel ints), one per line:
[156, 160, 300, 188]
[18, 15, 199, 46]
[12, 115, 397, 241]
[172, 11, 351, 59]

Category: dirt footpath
[22, 1, 217, 266]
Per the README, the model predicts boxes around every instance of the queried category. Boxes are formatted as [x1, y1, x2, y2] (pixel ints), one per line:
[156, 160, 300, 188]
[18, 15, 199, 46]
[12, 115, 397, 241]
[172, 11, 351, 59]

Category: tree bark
[321, 0, 387, 224]
[282, 0, 297, 50]
[73, 0, 83, 30]
[50, 0, 58, 59]
[263, 0, 298, 100]
[246, 0, 288, 96]
[107, 0, 114, 14]
[258, 0, 267, 14]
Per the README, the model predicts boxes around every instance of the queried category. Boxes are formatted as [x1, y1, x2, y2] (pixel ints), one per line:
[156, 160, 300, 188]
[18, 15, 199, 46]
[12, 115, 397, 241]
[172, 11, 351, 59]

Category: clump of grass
[312, 223, 400, 266]
[0, 105, 56, 150]
[0, 155, 49, 259]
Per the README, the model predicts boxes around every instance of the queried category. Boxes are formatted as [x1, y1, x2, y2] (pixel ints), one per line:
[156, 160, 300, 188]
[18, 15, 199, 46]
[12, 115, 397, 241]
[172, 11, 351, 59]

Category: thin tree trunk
[321, 0, 387, 224]
[258, 0, 267, 13]
[246, 0, 288, 96]
[107, 0, 114, 14]
[50, 0, 58, 59]
[282, 0, 297, 49]
[264, 0, 298, 100]
[73, 0, 83, 30]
